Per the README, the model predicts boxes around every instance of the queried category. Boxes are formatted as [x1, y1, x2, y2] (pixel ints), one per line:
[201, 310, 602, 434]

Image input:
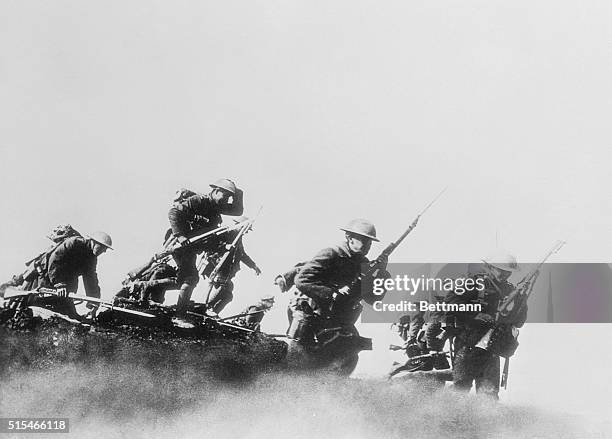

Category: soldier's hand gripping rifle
[125, 219, 254, 283]
[334, 188, 447, 301]
[495, 240, 566, 324]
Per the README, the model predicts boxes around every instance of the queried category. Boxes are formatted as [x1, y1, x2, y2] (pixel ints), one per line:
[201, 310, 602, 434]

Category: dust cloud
[1, 326, 600, 439]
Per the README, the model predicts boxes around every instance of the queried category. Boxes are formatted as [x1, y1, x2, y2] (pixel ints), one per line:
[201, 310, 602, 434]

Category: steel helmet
[340, 218, 379, 242]
[87, 231, 113, 250]
[483, 250, 518, 272]
[210, 178, 237, 194]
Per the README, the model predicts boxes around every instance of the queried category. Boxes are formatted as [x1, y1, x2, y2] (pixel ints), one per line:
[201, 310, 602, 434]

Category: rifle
[217, 308, 267, 322]
[204, 212, 261, 306]
[2, 287, 156, 318]
[185, 311, 258, 333]
[478, 240, 565, 390]
[126, 219, 253, 282]
[338, 187, 447, 296]
[495, 240, 566, 323]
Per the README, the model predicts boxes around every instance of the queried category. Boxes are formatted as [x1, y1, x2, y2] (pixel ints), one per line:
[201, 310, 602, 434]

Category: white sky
[1, 1, 611, 335]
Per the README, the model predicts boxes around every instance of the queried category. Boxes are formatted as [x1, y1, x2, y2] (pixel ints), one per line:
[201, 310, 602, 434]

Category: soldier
[233, 295, 275, 330]
[287, 219, 389, 373]
[443, 251, 527, 399]
[116, 258, 178, 304]
[200, 222, 261, 314]
[274, 262, 305, 326]
[27, 231, 113, 317]
[167, 178, 244, 317]
[398, 294, 450, 371]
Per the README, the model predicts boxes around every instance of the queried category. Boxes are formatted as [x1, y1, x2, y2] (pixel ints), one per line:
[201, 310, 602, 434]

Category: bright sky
[1, 0, 611, 336]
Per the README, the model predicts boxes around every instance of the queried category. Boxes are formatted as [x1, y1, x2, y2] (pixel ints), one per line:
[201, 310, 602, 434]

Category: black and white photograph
[1, 1, 611, 438]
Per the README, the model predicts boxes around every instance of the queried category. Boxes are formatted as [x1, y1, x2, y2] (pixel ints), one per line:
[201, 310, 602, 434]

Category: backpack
[22, 224, 83, 284]
[172, 188, 198, 204]
[46, 224, 82, 243]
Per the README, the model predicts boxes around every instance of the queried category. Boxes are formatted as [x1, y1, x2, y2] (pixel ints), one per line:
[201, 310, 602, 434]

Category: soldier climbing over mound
[2, 225, 113, 318]
[232, 295, 275, 330]
[199, 219, 261, 314]
[166, 178, 244, 317]
[116, 257, 178, 304]
[287, 219, 390, 373]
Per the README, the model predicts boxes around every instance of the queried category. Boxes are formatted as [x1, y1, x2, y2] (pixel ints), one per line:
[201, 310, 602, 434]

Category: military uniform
[288, 241, 386, 346]
[24, 236, 102, 317]
[167, 190, 244, 288]
[117, 261, 178, 304]
[234, 299, 273, 330]
[443, 274, 527, 398]
[201, 229, 259, 314]
[46, 236, 101, 297]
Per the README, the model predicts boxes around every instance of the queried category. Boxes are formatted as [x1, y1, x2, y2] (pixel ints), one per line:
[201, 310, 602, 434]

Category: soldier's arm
[220, 187, 244, 216]
[47, 238, 78, 286]
[239, 247, 258, 271]
[275, 263, 305, 292]
[294, 248, 337, 301]
[168, 204, 191, 237]
[82, 257, 101, 299]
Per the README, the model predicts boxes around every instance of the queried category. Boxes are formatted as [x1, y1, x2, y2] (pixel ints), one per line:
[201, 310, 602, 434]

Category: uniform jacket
[47, 236, 100, 298]
[202, 231, 257, 281]
[295, 242, 367, 303]
[276, 262, 306, 292]
[240, 302, 271, 325]
[443, 274, 527, 345]
[294, 241, 387, 317]
[168, 189, 244, 238]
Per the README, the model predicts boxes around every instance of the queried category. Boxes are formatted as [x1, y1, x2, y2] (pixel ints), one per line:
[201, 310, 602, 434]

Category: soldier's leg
[287, 305, 293, 327]
[452, 342, 477, 392]
[425, 320, 450, 370]
[475, 352, 501, 399]
[286, 306, 319, 369]
[174, 250, 199, 317]
[209, 281, 234, 314]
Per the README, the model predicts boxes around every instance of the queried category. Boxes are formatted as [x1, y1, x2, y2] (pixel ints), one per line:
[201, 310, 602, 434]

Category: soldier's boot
[175, 283, 194, 318]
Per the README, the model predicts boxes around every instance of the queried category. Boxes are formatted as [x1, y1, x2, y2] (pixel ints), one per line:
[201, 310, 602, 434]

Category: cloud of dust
[0, 327, 603, 439]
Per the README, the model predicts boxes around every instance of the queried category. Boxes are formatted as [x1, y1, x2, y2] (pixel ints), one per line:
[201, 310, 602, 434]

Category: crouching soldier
[233, 295, 275, 330]
[287, 219, 389, 375]
[116, 257, 178, 304]
[29, 231, 113, 318]
[443, 252, 527, 399]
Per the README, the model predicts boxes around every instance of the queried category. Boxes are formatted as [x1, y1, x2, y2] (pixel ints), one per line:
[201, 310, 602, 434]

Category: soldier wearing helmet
[47, 231, 113, 299]
[286, 219, 389, 373]
[199, 222, 261, 314]
[442, 250, 527, 399]
[233, 295, 275, 330]
[13, 230, 113, 318]
[167, 178, 244, 317]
